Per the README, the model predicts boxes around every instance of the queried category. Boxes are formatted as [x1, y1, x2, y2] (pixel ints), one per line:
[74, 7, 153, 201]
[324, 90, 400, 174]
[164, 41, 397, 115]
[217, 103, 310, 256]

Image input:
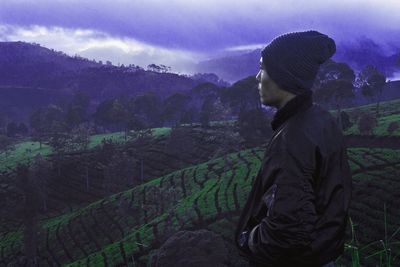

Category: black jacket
[235, 91, 352, 267]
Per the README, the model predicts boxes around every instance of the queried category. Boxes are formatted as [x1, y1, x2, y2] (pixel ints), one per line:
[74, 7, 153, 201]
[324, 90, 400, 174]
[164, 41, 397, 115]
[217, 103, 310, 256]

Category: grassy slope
[344, 113, 400, 136]
[0, 127, 172, 173]
[333, 98, 400, 136]
[0, 146, 262, 265]
[1, 147, 400, 266]
[333, 98, 400, 118]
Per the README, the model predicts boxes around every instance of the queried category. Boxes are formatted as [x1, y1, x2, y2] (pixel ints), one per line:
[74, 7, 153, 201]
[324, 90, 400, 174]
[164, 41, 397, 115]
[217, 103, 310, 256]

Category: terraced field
[1, 146, 399, 267]
[0, 126, 243, 236]
[0, 147, 262, 266]
[2, 100, 400, 266]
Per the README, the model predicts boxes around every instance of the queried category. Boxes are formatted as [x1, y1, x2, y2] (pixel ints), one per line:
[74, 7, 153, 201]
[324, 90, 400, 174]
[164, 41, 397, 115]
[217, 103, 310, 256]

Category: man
[235, 30, 352, 267]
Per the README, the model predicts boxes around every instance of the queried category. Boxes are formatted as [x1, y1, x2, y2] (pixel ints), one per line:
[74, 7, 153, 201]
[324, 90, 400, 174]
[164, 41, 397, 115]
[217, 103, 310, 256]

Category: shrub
[387, 121, 400, 134]
[357, 112, 377, 135]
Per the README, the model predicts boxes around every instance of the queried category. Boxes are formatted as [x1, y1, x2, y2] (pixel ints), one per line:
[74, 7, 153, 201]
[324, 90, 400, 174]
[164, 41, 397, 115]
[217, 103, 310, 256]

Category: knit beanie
[261, 30, 336, 95]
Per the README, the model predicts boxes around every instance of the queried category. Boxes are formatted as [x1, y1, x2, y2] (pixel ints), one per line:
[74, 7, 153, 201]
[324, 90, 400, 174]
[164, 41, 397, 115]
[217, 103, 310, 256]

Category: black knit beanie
[261, 30, 336, 95]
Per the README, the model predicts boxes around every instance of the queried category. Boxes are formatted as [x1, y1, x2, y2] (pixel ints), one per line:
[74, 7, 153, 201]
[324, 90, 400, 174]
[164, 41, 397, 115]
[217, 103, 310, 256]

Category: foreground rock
[150, 229, 251, 267]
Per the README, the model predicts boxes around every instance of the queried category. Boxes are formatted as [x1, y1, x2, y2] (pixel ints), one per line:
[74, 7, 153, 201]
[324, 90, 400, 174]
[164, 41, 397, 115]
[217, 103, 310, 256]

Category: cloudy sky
[1, 0, 399, 73]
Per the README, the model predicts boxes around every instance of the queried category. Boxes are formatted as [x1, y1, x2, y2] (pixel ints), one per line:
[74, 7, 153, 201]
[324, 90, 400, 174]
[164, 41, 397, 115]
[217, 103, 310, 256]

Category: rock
[151, 229, 250, 267]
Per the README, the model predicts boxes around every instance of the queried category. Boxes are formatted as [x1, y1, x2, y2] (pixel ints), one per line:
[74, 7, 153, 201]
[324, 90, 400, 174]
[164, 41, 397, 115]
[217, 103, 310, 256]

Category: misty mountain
[195, 37, 400, 83]
[0, 42, 204, 99]
[0, 42, 217, 122]
[0, 41, 102, 75]
[333, 37, 400, 79]
[195, 49, 260, 83]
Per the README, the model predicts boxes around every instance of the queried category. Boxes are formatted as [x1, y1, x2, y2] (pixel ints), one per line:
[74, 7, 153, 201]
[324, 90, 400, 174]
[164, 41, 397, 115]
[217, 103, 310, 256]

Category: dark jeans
[322, 261, 335, 267]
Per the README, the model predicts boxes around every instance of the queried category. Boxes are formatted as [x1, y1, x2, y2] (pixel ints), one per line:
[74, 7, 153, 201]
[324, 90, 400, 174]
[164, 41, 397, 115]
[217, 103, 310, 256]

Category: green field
[343, 113, 400, 136]
[0, 127, 172, 173]
[1, 146, 399, 266]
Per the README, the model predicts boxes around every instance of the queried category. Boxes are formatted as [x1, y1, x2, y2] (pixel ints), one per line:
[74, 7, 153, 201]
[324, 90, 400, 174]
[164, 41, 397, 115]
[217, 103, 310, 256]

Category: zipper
[264, 183, 277, 218]
[261, 123, 287, 166]
[252, 183, 278, 223]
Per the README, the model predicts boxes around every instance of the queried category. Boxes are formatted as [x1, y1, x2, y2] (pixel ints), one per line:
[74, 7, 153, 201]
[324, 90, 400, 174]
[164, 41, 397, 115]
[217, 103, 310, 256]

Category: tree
[315, 79, 355, 129]
[65, 91, 90, 129]
[29, 154, 52, 213]
[30, 105, 65, 148]
[6, 121, 19, 137]
[48, 121, 69, 177]
[191, 73, 228, 86]
[199, 96, 214, 128]
[190, 82, 223, 124]
[220, 76, 260, 115]
[98, 138, 117, 162]
[387, 121, 400, 134]
[357, 65, 386, 117]
[190, 82, 221, 101]
[147, 63, 162, 72]
[93, 98, 129, 133]
[18, 122, 29, 136]
[181, 107, 198, 126]
[313, 60, 356, 113]
[15, 163, 42, 266]
[0, 134, 14, 154]
[159, 64, 172, 73]
[128, 92, 163, 129]
[6, 122, 28, 137]
[313, 60, 355, 89]
[0, 113, 7, 135]
[162, 92, 192, 127]
[70, 123, 91, 151]
[127, 114, 148, 137]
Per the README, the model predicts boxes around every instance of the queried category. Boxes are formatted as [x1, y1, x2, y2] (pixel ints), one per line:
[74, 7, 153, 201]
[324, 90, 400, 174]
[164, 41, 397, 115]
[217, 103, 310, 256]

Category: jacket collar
[271, 90, 313, 131]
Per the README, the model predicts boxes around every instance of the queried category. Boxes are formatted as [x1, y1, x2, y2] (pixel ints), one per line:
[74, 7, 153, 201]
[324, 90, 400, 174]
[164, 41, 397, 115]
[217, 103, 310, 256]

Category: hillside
[0, 124, 244, 233]
[2, 98, 400, 266]
[0, 42, 206, 122]
[0, 42, 101, 76]
[1, 144, 400, 266]
[0, 42, 201, 99]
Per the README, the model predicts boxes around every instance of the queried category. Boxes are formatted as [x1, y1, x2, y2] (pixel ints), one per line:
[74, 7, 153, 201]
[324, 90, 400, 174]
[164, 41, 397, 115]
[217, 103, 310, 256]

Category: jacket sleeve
[247, 132, 319, 264]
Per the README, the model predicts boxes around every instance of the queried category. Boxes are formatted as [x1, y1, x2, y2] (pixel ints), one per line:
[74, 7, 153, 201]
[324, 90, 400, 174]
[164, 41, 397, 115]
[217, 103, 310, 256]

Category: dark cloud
[1, 0, 399, 53]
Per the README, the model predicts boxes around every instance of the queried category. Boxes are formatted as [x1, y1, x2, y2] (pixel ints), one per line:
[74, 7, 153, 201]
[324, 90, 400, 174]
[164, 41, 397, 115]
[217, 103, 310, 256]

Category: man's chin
[261, 99, 276, 108]
[260, 98, 270, 106]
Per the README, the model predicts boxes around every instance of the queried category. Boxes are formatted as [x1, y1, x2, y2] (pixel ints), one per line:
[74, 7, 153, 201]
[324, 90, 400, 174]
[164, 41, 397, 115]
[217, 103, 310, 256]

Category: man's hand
[239, 230, 251, 252]
[248, 225, 260, 254]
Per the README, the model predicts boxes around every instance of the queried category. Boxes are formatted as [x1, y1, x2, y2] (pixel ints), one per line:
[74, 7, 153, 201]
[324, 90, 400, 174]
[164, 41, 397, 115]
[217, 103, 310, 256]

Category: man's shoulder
[290, 103, 340, 131]
[303, 103, 336, 123]
[283, 103, 345, 153]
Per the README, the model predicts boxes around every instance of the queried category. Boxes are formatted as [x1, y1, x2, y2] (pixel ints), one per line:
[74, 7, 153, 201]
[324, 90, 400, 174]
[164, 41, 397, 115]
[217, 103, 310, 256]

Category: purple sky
[1, 0, 399, 73]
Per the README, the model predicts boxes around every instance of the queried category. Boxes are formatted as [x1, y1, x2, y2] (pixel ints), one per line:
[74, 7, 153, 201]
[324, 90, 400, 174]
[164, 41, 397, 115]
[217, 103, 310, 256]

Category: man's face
[256, 57, 283, 108]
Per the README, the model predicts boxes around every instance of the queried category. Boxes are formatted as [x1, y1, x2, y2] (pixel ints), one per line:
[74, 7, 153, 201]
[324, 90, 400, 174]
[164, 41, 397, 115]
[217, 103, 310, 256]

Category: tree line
[0, 59, 392, 155]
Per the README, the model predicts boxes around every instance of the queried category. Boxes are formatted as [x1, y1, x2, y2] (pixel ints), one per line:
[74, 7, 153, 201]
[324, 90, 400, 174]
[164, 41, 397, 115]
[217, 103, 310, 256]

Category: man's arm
[246, 134, 319, 265]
